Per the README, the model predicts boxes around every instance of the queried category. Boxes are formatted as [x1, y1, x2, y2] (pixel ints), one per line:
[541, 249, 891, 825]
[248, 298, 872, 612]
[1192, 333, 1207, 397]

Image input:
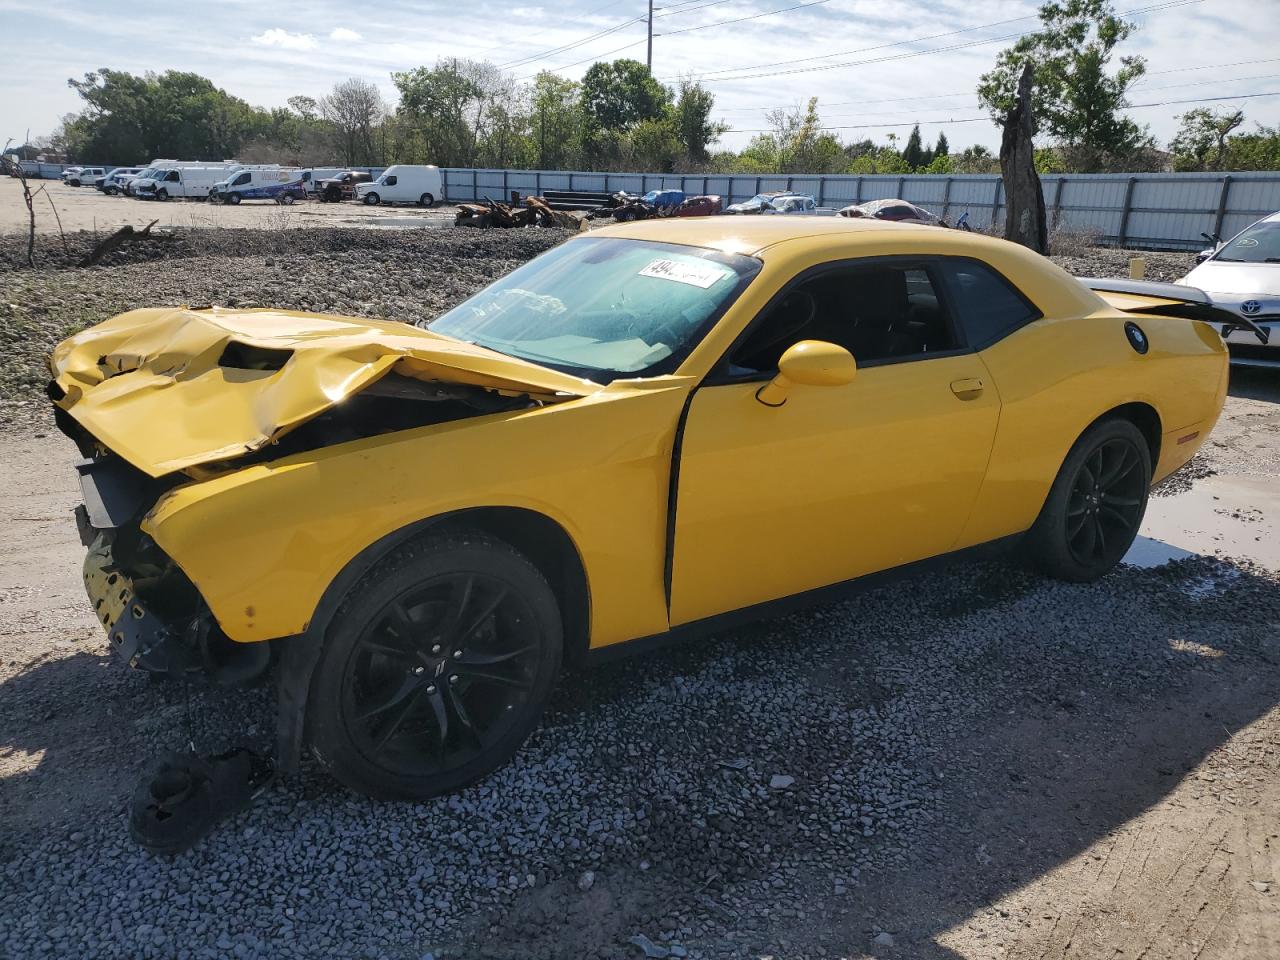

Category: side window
[233, 172, 251, 186]
[936, 259, 1040, 348]
[385, 175, 398, 186]
[728, 263, 960, 374]
[165, 171, 179, 182]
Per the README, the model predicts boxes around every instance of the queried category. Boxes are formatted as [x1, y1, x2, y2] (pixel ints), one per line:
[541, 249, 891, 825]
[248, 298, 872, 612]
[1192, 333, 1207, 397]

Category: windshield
[1215, 221, 1280, 264]
[428, 237, 760, 381]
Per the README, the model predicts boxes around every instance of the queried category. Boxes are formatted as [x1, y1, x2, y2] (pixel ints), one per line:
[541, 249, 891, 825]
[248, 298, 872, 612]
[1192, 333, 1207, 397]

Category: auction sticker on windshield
[638, 258, 733, 289]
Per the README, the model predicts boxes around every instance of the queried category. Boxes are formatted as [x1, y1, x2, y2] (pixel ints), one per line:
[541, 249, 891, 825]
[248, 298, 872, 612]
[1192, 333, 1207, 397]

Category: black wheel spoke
[1093, 515, 1107, 553]
[459, 587, 509, 642]
[387, 601, 420, 643]
[355, 634, 415, 660]
[356, 675, 421, 722]
[438, 575, 475, 645]
[455, 664, 533, 690]
[370, 691, 420, 756]
[425, 688, 449, 749]
[456, 643, 538, 668]
[1075, 514, 1098, 559]
[1099, 503, 1132, 527]
[1101, 493, 1142, 508]
[446, 687, 485, 749]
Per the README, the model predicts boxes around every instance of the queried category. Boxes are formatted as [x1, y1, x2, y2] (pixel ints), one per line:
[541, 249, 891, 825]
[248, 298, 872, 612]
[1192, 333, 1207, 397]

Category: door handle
[950, 377, 985, 400]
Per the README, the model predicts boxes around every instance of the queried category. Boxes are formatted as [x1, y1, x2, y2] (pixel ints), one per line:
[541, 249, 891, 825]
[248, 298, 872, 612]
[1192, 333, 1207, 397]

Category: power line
[500, 0, 738, 73]
[717, 69, 1280, 120]
[726, 90, 1280, 133]
[670, 0, 1204, 84]
[517, 0, 831, 79]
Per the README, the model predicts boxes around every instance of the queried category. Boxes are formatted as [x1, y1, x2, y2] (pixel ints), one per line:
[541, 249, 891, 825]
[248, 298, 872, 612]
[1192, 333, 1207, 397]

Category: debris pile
[455, 196, 584, 230]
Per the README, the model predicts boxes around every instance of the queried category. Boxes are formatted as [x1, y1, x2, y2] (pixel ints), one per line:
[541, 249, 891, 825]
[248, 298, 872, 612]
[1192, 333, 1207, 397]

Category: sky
[1, 0, 1278, 157]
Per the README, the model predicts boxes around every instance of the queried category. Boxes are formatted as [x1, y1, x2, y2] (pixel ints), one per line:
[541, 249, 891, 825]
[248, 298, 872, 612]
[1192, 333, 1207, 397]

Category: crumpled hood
[50, 306, 597, 477]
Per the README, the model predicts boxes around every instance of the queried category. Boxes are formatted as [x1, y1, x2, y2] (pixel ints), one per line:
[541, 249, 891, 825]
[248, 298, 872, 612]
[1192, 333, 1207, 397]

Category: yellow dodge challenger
[51, 217, 1236, 801]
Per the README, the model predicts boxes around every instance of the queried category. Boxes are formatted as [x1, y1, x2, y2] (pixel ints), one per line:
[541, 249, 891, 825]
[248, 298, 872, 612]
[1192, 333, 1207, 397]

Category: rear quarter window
[936, 259, 1041, 348]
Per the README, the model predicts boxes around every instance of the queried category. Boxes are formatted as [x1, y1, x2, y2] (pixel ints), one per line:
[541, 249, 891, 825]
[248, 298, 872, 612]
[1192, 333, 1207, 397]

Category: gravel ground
[2, 227, 1278, 960]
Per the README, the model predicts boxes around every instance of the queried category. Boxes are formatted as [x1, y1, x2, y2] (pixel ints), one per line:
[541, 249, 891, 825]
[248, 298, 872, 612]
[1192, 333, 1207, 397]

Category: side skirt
[587, 532, 1025, 666]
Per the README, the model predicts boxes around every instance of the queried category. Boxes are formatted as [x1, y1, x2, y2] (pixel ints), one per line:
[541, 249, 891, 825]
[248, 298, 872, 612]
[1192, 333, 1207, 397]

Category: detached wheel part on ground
[307, 532, 563, 800]
[364, 192, 380, 205]
[1023, 417, 1152, 582]
[418, 192, 435, 207]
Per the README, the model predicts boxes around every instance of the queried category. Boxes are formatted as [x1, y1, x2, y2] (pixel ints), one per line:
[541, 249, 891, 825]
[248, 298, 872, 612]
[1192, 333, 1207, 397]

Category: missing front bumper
[84, 532, 176, 670]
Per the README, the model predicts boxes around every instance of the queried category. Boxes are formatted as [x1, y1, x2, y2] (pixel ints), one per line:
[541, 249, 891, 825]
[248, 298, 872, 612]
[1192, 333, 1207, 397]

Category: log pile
[455, 196, 584, 230]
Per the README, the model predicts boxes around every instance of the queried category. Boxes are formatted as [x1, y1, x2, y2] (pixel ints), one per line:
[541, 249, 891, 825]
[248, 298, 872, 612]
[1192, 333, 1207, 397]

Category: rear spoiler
[1079, 277, 1271, 345]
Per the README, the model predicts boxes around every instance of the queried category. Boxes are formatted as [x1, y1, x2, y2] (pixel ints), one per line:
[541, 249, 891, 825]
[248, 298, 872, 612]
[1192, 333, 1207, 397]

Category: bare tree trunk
[1000, 63, 1048, 255]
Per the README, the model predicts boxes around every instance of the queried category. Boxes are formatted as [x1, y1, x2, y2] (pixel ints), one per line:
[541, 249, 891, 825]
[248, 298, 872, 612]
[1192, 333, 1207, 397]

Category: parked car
[316, 170, 373, 202]
[134, 164, 244, 200]
[725, 191, 788, 214]
[52, 217, 1233, 806]
[1177, 210, 1280, 367]
[839, 198, 942, 224]
[59, 166, 83, 183]
[209, 168, 305, 204]
[676, 194, 722, 217]
[66, 166, 107, 187]
[355, 164, 443, 206]
[96, 168, 145, 194]
[761, 194, 822, 215]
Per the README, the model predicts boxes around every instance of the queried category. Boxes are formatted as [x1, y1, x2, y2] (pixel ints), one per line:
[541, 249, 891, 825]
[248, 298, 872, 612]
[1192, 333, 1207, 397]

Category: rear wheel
[307, 532, 563, 800]
[1023, 418, 1151, 582]
[280, 194, 296, 205]
[364, 192, 380, 205]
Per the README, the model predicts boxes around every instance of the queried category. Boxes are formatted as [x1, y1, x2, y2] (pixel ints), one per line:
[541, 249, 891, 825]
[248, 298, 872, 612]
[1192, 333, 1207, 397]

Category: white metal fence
[441, 167, 1280, 251]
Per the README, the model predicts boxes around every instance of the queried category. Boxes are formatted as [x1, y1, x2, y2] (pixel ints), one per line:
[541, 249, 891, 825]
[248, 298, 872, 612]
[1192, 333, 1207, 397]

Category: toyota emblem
[1242, 300, 1262, 315]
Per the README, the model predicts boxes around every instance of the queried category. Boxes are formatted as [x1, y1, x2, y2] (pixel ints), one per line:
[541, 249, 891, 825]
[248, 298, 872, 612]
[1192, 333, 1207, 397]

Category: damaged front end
[49, 305, 595, 852]
[65, 411, 273, 684]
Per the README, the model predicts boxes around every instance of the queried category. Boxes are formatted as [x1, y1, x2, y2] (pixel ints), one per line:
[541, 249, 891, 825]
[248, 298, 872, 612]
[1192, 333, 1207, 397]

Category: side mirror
[756, 340, 857, 407]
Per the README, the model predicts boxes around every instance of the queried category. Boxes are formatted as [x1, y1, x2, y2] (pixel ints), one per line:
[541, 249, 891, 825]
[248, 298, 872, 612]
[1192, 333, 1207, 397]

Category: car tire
[280, 194, 296, 205]
[418, 192, 434, 207]
[156, 188, 169, 201]
[307, 531, 564, 801]
[364, 192, 380, 205]
[1022, 418, 1151, 582]
[227, 193, 241, 205]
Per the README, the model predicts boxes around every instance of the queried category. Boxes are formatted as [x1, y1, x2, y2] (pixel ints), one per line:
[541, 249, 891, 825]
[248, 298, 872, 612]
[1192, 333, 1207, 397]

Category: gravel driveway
[1, 227, 1277, 960]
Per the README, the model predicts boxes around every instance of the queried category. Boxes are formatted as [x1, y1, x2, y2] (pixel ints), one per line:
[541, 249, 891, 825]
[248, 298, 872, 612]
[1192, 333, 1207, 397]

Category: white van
[209, 167, 305, 204]
[133, 164, 242, 200]
[355, 165, 442, 206]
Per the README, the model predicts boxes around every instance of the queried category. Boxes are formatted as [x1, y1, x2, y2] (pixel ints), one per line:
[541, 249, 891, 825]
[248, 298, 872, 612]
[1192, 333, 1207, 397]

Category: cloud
[251, 28, 317, 51]
[329, 27, 362, 42]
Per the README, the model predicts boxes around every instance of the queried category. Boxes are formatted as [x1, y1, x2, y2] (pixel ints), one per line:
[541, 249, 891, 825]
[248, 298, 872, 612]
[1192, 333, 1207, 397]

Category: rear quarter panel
[959, 312, 1226, 547]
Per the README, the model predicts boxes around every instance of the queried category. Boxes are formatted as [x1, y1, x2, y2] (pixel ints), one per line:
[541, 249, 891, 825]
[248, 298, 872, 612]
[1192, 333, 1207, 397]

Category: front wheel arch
[274, 507, 590, 773]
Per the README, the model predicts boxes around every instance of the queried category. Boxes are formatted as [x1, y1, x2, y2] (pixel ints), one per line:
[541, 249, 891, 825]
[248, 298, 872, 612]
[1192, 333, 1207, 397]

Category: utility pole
[647, 0, 654, 70]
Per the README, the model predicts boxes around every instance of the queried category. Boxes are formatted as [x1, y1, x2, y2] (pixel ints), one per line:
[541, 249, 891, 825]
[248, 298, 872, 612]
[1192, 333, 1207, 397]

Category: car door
[668, 257, 1002, 626]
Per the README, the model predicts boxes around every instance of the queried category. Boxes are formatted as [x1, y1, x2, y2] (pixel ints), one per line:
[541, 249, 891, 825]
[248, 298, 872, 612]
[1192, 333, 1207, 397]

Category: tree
[579, 59, 670, 132]
[288, 95, 319, 121]
[672, 79, 727, 166]
[901, 124, 925, 168]
[392, 61, 482, 166]
[934, 131, 950, 157]
[977, 0, 1151, 171]
[1000, 63, 1048, 254]
[320, 78, 385, 165]
[1170, 107, 1246, 171]
[530, 72, 582, 169]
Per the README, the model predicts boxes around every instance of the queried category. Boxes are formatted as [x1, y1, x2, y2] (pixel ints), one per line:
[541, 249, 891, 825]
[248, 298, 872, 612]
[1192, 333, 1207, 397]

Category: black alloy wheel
[308, 533, 562, 799]
[1064, 437, 1146, 568]
[1023, 418, 1152, 582]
